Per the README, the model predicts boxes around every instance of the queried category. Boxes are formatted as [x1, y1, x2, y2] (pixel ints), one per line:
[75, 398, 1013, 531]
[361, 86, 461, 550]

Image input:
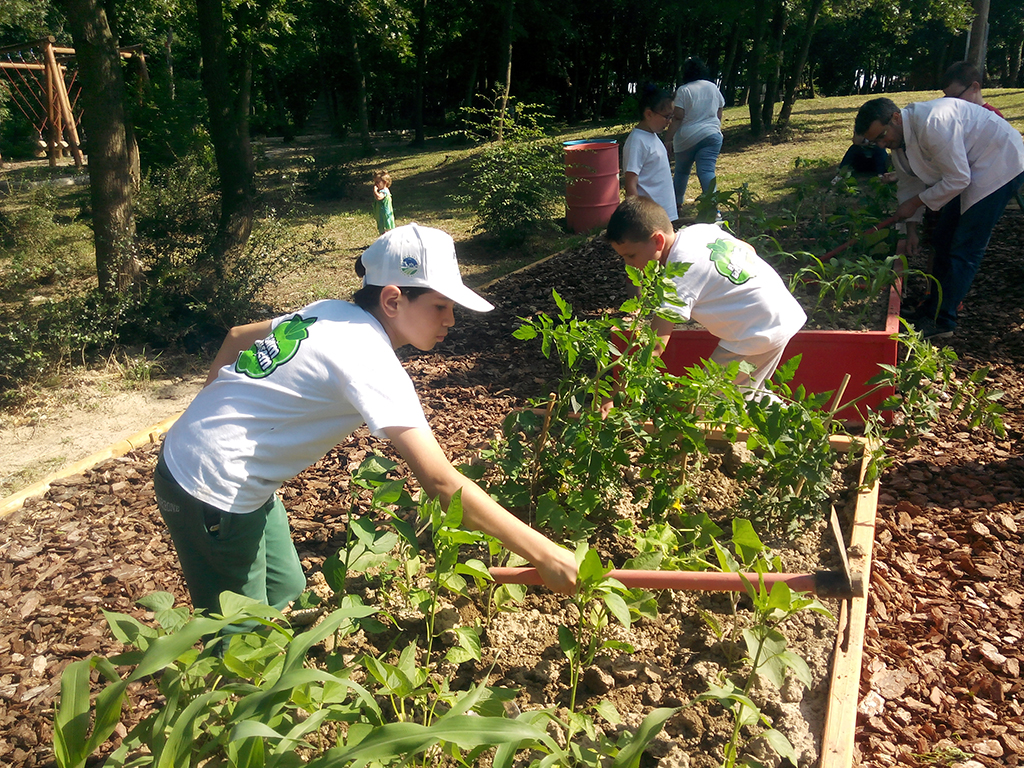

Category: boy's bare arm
[204, 320, 274, 386]
[650, 316, 675, 355]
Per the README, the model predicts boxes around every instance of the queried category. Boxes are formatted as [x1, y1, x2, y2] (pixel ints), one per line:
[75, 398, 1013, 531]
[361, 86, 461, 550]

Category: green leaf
[53, 660, 95, 768]
[577, 546, 609, 583]
[306, 716, 558, 767]
[779, 649, 812, 689]
[557, 624, 578, 661]
[445, 627, 483, 664]
[102, 611, 157, 648]
[136, 592, 175, 613]
[731, 519, 764, 565]
[762, 728, 799, 763]
[610, 708, 680, 768]
[322, 551, 347, 593]
[373, 479, 409, 507]
[602, 592, 632, 630]
[155, 690, 230, 768]
[593, 700, 622, 724]
[455, 558, 492, 583]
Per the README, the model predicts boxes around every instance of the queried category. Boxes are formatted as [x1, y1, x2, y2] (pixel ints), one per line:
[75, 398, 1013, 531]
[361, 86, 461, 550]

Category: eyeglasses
[951, 84, 971, 99]
[658, 111, 674, 120]
[860, 121, 891, 148]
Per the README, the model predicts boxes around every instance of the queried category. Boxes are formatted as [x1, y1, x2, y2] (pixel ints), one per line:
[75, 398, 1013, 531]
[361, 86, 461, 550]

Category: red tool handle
[821, 215, 900, 261]
[490, 567, 817, 593]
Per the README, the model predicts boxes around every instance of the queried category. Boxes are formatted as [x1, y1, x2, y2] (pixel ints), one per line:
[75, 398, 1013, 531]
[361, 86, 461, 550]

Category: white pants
[710, 342, 787, 400]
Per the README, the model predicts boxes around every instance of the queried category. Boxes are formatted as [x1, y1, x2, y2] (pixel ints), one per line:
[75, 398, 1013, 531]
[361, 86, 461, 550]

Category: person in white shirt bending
[155, 224, 577, 633]
[855, 97, 1024, 340]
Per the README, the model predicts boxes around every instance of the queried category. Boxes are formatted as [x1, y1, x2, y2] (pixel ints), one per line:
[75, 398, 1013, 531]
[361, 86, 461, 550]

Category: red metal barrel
[564, 140, 620, 234]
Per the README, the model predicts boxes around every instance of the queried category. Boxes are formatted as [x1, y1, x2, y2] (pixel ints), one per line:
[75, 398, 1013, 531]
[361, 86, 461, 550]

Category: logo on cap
[400, 255, 420, 276]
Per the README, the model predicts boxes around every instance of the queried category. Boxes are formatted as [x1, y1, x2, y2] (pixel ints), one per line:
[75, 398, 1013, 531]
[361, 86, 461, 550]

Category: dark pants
[154, 452, 307, 618]
[921, 171, 1024, 331]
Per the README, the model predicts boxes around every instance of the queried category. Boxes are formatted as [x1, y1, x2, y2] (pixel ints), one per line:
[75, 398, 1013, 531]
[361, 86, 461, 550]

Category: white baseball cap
[360, 223, 494, 312]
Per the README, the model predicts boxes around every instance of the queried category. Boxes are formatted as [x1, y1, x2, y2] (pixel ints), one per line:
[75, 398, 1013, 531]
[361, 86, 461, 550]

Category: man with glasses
[853, 97, 1024, 340]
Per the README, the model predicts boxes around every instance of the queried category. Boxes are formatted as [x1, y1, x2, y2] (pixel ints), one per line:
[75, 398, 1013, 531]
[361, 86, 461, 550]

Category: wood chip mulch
[1, 216, 1022, 767]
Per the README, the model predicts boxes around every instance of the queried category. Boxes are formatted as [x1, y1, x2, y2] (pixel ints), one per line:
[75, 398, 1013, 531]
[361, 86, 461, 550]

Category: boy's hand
[535, 544, 578, 595]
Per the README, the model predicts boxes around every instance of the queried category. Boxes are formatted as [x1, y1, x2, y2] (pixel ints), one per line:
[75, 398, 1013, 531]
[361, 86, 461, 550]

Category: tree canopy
[2, 0, 1007, 152]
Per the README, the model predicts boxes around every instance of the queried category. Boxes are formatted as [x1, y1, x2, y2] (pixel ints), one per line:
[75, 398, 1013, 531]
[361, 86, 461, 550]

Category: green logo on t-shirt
[235, 315, 317, 378]
[708, 238, 753, 285]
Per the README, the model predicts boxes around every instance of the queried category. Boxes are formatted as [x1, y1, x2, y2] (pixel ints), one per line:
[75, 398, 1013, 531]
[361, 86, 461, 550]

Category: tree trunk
[967, 0, 991, 78]
[54, 0, 140, 295]
[497, 0, 514, 140]
[760, 0, 786, 130]
[721, 21, 742, 106]
[1008, 25, 1024, 86]
[777, 0, 825, 126]
[196, 0, 256, 265]
[747, 0, 768, 136]
[165, 28, 175, 100]
[338, 4, 371, 154]
[412, 0, 427, 146]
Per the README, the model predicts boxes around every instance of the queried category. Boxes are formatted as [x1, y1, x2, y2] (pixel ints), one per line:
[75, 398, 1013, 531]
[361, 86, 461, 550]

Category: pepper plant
[694, 522, 834, 768]
[482, 261, 751, 535]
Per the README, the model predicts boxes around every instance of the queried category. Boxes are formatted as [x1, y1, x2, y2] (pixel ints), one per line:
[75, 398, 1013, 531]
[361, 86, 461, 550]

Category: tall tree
[411, 0, 427, 145]
[341, 0, 373, 154]
[496, 0, 514, 140]
[53, 0, 141, 294]
[194, 0, 262, 263]
[747, 0, 769, 135]
[777, 0, 827, 125]
[967, 0, 990, 75]
[759, 0, 787, 129]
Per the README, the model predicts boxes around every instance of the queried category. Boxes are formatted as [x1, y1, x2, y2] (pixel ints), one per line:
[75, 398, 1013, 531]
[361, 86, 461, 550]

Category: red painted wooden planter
[660, 283, 902, 422]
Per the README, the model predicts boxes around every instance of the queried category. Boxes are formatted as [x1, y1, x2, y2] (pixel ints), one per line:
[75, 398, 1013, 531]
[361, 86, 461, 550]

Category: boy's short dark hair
[854, 98, 899, 136]
[941, 61, 982, 90]
[606, 196, 672, 243]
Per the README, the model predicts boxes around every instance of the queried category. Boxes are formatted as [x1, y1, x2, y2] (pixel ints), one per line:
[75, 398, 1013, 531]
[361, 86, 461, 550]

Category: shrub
[134, 148, 218, 241]
[464, 138, 563, 243]
[299, 153, 352, 200]
[456, 91, 564, 243]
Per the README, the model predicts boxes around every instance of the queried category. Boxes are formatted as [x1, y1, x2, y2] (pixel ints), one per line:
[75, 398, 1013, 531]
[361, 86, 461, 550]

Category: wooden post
[42, 38, 84, 168]
[43, 39, 59, 166]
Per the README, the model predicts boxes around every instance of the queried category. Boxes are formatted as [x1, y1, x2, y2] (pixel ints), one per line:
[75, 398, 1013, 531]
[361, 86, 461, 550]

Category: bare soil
[0, 212, 1022, 767]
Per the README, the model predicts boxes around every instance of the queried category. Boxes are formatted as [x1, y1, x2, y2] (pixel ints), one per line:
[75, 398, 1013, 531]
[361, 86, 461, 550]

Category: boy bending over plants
[154, 224, 577, 625]
[605, 196, 805, 401]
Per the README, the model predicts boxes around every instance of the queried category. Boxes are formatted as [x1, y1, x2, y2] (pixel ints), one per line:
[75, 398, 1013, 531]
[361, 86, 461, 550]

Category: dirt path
[0, 372, 203, 500]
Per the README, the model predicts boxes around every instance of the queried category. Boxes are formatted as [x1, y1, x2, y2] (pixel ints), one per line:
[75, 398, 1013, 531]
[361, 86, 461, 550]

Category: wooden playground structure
[0, 36, 144, 168]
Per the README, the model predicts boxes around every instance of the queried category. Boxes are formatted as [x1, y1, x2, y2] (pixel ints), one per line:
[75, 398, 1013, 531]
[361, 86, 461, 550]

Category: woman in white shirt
[666, 58, 726, 210]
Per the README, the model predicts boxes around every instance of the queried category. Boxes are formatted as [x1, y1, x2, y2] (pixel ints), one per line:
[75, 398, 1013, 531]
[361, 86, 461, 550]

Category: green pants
[154, 451, 307, 617]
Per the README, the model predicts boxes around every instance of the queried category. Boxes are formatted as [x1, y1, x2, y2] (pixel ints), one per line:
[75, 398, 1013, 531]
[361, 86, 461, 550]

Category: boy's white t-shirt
[622, 128, 677, 221]
[672, 80, 725, 152]
[664, 224, 806, 356]
[162, 300, 429, 513]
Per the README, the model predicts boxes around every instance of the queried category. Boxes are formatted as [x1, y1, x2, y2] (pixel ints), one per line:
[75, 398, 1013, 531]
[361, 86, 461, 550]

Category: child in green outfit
[372, 169, 395, 234]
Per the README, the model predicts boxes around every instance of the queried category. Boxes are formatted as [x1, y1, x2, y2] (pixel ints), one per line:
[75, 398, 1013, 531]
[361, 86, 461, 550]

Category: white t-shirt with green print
[162, 300, 428, 514]
[664, 224, 806, 356]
